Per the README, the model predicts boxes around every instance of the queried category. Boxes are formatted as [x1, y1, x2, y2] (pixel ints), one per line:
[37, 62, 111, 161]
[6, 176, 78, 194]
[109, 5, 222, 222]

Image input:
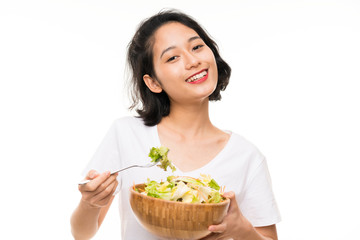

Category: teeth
[186, 70, 207, 82]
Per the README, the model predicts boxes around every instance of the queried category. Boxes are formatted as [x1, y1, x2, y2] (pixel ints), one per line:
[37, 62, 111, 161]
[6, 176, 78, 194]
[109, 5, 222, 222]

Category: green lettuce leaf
[209, 179, 220, 190]
[148, 146, 176, 172]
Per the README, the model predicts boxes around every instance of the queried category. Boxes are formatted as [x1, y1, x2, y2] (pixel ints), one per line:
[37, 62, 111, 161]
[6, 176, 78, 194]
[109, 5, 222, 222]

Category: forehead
[152, 22, 199, 54]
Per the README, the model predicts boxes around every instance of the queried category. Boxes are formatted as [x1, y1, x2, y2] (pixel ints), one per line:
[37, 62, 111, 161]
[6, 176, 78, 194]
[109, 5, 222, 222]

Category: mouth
[185, 69, 208, 84]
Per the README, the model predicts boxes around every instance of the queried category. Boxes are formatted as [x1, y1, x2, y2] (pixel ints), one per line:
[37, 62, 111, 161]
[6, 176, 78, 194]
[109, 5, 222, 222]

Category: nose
[184, 51, 200, 70]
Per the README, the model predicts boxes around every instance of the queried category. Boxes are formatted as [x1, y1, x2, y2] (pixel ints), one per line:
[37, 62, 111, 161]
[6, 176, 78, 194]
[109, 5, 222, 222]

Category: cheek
[211, 59, 218, 79]
[203, 50, 217, 71]
[213, 62, 218, 78]
[156, 63, 183, 82]
[207, 54, 218, 78]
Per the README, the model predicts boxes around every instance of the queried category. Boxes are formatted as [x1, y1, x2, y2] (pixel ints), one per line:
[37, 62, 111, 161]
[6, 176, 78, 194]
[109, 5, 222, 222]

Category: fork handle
[78, 165, 139, 185]
[110, 165, 139, 175]
[78, 179, 91, 185]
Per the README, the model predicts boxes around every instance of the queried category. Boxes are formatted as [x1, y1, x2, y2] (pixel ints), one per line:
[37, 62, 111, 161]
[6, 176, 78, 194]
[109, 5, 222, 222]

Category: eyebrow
[160, 36, 201, 59]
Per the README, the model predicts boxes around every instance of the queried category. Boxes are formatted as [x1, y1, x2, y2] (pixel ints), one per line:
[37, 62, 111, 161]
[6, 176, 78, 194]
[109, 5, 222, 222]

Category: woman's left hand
[200, 191, 254, 240]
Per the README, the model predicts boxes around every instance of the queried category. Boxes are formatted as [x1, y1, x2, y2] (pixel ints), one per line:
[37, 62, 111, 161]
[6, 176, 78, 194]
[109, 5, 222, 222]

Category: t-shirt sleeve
[82, 121, 123, 193]
[238, 158, 281, 227]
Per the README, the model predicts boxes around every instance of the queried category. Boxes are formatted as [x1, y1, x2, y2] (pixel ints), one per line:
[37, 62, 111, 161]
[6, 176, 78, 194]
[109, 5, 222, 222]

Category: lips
[185, 69, 208, 84]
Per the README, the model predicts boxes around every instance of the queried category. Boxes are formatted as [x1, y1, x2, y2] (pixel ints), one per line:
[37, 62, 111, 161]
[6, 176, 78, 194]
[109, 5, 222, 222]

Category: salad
[136, 174, 225, 204]
[142, 146, 225, 203]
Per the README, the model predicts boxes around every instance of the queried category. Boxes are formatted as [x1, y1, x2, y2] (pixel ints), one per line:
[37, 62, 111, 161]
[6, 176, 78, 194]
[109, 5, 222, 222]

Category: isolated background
[1, 0, 359, 239]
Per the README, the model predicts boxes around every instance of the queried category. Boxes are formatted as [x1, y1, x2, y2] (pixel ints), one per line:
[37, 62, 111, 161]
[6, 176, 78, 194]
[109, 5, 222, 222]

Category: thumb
[222, 191, 239, 213]
[86, 169, 100, 180]
[208, 222, 227, 233]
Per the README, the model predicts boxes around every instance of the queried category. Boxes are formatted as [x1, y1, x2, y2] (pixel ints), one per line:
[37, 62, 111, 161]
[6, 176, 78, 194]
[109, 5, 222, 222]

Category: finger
[222, 191, 239, 213]
[82, 171, 111, 192]
[222, 191, 234, 199]
[93, 174, 118, 195]
[92, 179, 118, 204]
[199, 232, 220, 240]
[202, 232, 231, 240]
[81, 180, 118, 208]
[92, 173, 118, 195]
[110, 177, 119, 195]
[86, 169, 100, 180]
[97, 180, 119, 205]
[208, 223, 227, 233]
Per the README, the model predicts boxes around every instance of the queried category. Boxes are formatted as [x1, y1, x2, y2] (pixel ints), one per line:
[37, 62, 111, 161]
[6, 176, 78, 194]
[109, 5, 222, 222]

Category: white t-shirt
[83, 116, 281, 239]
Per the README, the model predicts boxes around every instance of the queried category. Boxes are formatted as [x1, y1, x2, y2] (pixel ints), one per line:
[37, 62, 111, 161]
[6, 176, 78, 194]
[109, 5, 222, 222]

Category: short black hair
[127, 9, 231, 126]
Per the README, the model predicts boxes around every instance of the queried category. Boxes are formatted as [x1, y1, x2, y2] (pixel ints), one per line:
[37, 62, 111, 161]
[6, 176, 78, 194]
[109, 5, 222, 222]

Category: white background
[1, 0, 359, 239]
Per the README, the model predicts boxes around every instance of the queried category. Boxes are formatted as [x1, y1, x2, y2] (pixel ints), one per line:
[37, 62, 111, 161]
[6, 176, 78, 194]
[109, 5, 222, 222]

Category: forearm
[249, 224, 278, 240]
[236, 212, 277, 240]
[246, 227, 275, 240]
[231, 216, 277, 240]
[70, 200, 102, 240]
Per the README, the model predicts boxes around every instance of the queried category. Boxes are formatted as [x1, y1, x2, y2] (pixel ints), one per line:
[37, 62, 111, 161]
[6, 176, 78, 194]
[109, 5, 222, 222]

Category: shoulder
[109, 116, 156, 142]
[111, 116, 147, 131]
[224, 131, 266, 168]
[229, 132, 264, 156]
[113, 115, 144, 126]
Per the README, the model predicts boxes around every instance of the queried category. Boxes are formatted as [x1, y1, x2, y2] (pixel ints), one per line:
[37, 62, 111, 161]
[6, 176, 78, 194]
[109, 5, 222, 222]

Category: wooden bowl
[129, 184, 230, 240]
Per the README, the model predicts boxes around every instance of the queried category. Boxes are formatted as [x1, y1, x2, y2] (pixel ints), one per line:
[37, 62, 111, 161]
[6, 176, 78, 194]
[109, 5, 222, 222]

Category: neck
[160, 100, 213, 138]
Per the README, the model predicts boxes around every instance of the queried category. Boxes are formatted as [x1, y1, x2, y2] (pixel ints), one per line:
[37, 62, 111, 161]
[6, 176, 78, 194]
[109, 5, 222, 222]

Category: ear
[143, 74, 163, 93]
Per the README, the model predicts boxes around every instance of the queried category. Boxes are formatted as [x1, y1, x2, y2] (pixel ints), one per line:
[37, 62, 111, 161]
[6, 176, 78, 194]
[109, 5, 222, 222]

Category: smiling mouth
[185, 70, 208, 83]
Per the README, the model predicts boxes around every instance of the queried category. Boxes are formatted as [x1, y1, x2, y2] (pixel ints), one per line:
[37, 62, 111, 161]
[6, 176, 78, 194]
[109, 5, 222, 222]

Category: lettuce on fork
[149, 146, 176, 172]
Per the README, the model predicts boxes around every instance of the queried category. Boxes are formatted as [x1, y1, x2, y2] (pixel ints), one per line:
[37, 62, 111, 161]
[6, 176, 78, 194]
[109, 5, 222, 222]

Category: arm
[70, 170, 118, 240]
[255, 225, 278, 240]
[202, 192, 278, 240]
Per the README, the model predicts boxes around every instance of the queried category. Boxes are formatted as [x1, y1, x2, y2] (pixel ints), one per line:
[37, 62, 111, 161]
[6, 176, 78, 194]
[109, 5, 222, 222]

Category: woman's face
[148, 22, 218, 105]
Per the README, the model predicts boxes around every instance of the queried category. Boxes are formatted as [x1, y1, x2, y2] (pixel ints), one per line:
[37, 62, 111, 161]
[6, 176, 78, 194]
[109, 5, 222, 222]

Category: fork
[78, 162, 158, 185]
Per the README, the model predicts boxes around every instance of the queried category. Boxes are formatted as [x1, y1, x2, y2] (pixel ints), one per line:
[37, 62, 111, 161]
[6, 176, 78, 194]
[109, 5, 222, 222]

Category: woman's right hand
[78, 170, 119, 208]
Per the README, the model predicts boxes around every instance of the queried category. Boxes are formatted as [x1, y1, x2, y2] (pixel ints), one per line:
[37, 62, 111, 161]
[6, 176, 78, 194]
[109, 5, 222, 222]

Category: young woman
[71, 10, 281, 240]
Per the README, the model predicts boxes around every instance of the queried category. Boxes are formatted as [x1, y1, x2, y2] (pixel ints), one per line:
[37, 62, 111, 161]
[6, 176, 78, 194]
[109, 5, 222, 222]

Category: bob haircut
[127, 10, 231, 126]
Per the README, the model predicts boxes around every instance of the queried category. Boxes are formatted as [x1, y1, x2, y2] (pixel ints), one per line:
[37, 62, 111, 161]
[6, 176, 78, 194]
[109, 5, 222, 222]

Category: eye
[193, 45, 204, 51]
[166, 56, 178, 62]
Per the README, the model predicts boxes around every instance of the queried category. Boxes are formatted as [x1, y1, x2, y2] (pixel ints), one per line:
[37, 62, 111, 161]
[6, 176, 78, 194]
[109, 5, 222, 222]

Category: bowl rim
[130, 183, 230, 206]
